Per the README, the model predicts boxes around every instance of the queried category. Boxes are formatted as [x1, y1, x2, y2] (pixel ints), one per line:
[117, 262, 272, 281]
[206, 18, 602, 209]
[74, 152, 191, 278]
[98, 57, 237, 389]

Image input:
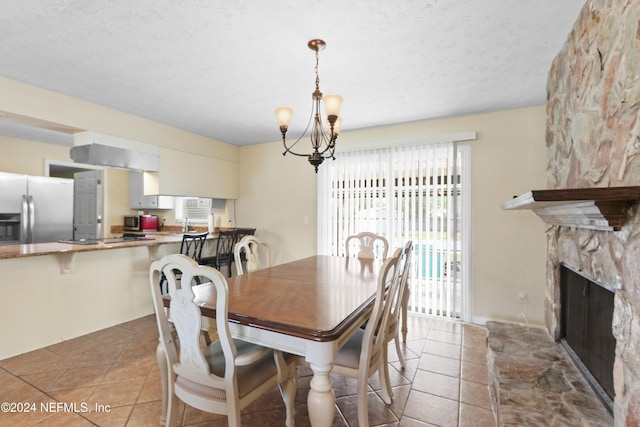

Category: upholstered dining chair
[382, 240, 413, 397]
[331, 248, 402, 427]
[234, 235, 271, 275]
[345, 231, 389, 260]
[150, 254, 298, 427]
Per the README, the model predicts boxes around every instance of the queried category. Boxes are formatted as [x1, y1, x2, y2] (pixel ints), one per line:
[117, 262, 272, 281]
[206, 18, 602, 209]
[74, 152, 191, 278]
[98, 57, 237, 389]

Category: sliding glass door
[318, 141, 470, 320]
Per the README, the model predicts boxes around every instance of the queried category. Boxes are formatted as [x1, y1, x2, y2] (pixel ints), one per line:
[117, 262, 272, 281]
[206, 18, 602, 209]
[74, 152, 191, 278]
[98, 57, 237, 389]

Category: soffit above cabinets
[0, 110, 82, 147]
[502, 187, 640, 231]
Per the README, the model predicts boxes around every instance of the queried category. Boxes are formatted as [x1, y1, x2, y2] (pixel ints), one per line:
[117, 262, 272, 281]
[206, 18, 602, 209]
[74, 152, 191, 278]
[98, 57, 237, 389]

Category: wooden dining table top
[164, 255, 382, 342]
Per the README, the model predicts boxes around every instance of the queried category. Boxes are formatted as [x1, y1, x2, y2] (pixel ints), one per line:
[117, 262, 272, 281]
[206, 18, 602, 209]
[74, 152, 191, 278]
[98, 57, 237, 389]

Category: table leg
[307, 362, 335, 427]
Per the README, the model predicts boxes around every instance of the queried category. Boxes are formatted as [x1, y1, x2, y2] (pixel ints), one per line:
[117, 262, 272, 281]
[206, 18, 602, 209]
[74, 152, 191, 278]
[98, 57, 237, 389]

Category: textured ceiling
[0, 0, 585, 147]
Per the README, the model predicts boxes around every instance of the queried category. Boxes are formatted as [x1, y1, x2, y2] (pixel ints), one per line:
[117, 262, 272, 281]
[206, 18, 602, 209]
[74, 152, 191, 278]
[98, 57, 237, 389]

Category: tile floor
[0, 314, 495, 426]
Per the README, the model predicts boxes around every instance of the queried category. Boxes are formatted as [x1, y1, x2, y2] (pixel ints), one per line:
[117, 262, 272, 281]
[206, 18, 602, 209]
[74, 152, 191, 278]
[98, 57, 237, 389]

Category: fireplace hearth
[559, 264, 615, 414]
[486, 321, 613, 426]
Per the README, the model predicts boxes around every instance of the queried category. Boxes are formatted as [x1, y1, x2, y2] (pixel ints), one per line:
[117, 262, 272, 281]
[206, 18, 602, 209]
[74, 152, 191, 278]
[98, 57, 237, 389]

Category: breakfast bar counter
[0, 226, 256, 260]
[0, 227, 256, 360]
[0, 234, 185, 260]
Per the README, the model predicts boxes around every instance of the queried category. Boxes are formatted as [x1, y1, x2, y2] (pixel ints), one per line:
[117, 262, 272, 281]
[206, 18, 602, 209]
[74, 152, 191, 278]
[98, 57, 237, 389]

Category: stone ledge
[486, 321, 612, 426]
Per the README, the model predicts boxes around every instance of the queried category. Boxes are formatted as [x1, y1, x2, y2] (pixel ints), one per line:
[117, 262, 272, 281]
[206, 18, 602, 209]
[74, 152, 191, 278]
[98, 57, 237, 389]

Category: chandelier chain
[315, 48, 320, 93]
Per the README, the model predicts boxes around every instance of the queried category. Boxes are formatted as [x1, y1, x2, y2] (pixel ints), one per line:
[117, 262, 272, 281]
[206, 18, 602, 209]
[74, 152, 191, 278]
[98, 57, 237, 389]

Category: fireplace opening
[559, 264, 615, 414]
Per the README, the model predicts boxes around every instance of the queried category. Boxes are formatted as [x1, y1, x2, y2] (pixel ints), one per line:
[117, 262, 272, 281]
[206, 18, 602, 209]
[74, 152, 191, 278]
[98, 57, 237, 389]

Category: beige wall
[236, 140, 318, 263]
[0, 76, 238, 162]
[0, 72, 549, 359]
[238, 106, 549, 325]
[0, 75, 241, 227]
[0, 135, 69, 175]
[0, 76, 239, 358]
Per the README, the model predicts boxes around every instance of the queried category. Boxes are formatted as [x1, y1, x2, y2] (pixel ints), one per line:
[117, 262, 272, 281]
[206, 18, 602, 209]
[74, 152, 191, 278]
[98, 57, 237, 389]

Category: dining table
[160, 254, 383, 427]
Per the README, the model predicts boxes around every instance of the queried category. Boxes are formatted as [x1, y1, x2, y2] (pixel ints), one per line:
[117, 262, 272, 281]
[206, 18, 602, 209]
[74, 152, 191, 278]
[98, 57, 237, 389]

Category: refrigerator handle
[28, 195, 35, 244]
[21, 195, 28, 244]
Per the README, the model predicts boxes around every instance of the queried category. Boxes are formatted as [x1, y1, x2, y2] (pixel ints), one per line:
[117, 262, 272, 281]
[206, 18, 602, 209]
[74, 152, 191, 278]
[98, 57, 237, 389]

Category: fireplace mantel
[502, 186, 640, 231]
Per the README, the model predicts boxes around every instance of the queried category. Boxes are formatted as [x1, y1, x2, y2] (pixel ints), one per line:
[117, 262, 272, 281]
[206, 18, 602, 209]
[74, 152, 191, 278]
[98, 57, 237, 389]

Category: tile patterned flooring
[0, 314, 495, 426]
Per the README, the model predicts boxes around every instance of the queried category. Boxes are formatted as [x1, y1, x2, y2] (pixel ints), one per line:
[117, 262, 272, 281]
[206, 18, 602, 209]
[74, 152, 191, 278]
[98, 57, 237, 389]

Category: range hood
[70, 143, 160, 171]
[70, 131, 160, 171]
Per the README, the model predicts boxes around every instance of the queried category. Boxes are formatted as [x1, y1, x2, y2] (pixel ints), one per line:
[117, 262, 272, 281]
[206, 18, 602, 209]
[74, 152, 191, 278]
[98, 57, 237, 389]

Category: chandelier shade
[276, 39, 343, 172]
[275, 107, 293, 128]
[323, 95, 343, 117]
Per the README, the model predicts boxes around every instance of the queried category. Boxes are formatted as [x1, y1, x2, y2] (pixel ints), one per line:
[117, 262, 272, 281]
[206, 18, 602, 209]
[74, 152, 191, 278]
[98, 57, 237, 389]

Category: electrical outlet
[517, 291, 528, 304]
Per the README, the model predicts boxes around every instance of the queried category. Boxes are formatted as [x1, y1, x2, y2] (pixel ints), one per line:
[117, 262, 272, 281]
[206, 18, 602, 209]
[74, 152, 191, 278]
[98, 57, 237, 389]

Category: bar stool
[200, 229, 238, 277]
[160, 232, 208, 293]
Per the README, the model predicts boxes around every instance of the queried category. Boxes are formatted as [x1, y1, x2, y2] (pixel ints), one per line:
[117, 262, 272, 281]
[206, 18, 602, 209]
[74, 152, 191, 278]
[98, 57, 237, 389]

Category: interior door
[73, 170, 103, 240]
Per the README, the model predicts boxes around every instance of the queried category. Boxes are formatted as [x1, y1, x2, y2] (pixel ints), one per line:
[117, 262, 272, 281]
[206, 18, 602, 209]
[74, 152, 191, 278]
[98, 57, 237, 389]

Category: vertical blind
[318, 141, 464, 318]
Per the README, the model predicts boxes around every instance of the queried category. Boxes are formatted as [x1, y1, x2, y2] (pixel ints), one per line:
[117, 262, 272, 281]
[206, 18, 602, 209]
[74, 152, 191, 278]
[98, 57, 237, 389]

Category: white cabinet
[130, 194, 174, 209]
[129, 171, 174, 209]
[128, 147, 239, 206]
[158, 148, 238, 199]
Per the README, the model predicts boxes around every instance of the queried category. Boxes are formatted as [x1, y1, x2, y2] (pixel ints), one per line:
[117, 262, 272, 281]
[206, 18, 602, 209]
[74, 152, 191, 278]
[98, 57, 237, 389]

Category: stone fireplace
[546, 1, 640, 424]
[559, 263, 616, 412]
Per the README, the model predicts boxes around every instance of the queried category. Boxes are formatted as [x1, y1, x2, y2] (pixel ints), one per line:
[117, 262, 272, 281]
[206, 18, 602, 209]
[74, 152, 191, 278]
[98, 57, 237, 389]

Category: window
[318, 140, 471, 320]
[174, 197, 212, 223]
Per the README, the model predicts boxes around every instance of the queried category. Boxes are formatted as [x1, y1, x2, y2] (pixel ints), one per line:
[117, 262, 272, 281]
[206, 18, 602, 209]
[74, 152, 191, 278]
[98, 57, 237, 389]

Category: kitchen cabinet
[129, 171, 174, 209]
[158, 147, 238, 199]
[129, 149, 239, 204]
[130, 194, 174, 209]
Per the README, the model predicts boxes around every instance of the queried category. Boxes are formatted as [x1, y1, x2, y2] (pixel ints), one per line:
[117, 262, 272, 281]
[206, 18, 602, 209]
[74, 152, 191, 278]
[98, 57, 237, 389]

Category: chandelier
[275, 39, 343, 173]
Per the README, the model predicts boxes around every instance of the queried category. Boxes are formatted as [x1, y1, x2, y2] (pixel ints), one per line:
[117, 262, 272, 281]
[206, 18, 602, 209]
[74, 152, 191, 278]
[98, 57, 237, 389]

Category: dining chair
[345, 231, 389, 260]
[200, 229, 239, 277]
[234, 228, 256, 267]
[150, 254, 298, 427]
[331, 248, 402, 427]
[234, 235, 271, 275]
[382, 240, 413, 397]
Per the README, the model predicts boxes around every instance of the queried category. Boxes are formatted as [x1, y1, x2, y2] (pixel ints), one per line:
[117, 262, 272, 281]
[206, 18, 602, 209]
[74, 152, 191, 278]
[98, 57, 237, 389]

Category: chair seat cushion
[176, 340, 294, 401]
[334, 329, 365, 370]
[176, 355, 274, 401]
[198, 256, 216, 267]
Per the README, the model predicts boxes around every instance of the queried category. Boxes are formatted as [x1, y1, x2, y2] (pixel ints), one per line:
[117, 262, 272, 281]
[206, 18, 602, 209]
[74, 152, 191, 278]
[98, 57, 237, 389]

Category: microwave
[124, 215, 158, 232]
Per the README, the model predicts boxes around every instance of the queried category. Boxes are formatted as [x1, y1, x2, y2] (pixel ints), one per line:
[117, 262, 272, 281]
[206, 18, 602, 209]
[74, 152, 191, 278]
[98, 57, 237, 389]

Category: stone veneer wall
[546, 1, 640, 425]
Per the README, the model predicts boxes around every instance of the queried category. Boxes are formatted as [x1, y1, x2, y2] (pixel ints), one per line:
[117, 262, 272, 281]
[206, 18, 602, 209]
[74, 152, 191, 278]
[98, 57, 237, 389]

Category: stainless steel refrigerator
[0, 172, 74, 245]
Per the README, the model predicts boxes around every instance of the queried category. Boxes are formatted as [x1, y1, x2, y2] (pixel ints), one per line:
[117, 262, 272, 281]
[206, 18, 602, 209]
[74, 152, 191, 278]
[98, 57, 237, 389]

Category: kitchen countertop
[0, 227, 256, 260]
[0, 234, 187, 260]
